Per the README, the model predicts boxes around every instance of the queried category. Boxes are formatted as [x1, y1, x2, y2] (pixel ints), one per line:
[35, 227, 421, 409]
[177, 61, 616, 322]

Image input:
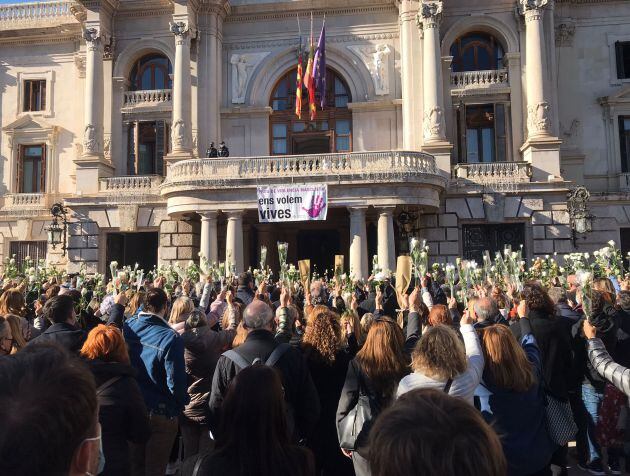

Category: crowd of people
[3, 246, 630, 476]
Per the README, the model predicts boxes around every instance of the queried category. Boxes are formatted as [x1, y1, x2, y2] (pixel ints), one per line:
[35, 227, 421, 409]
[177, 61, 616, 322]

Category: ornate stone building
[0, 0, 628, 277]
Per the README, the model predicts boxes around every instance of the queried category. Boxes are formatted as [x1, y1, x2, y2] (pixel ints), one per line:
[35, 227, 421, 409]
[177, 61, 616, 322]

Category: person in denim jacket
[124, 287, 189, 476]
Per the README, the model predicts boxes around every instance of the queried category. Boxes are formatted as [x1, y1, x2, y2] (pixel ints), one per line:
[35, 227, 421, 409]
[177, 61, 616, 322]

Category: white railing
[3, 193, 46, 209]
[0, 1, 77, 22]
[99, 175, 163, 193]
[162, 151, 441, 191]
[123, 90, 172, 107]
[453, 162, 531, 183]
[450, 69, 509, 90]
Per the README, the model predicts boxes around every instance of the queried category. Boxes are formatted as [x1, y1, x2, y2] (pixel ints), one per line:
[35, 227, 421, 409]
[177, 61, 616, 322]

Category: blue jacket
[123, 312, 189, 417]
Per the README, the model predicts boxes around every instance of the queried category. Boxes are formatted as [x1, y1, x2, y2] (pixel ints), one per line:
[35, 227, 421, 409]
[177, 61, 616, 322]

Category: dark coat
[86, 359, 151, 476]
[511, 309, 573, 400]
[571, 305, 619, 392]
[303, 343, 357, 476]
[28, 322, 86, 354]
[181, 326, 236, 424]
[336, 311, 420, 457]
[208, 329, 321, 442]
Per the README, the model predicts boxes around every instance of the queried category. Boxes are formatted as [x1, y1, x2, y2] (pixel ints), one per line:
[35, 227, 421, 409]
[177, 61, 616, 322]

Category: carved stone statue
[372, 45, 391, 94]
[527, 102, 551, 137]
[172, 119, 186, 148]
[83, 124, 97, 153]
[230, 52, 270, 104]
[423, 107, 444, 140]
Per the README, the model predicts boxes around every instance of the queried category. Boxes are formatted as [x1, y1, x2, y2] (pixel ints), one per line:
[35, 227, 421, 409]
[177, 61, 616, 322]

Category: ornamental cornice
[0, 33, 81, 47]
[116, 7, 173, 18]
[225, 31, 398, 51]
[225, 4, 396, 24]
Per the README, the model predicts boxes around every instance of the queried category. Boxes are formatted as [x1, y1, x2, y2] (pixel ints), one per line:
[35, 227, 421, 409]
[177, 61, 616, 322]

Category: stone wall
[158, 219, 200, 266]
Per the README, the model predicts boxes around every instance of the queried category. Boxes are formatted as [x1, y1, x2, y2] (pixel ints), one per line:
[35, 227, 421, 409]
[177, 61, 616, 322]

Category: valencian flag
[312, 18, 326, 109]
[303, 13, 316, 121]
[295, 38, 303, 119]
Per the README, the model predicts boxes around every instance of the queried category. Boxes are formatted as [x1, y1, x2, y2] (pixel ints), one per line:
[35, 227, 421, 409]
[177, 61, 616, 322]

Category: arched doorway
[269, 68, 353, 155]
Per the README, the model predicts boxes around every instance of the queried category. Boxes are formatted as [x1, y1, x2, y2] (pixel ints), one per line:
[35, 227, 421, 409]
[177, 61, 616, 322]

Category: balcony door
[127, 120, 168, 175]
[17, 144, 46, 193]
[456, 103, 508, 163]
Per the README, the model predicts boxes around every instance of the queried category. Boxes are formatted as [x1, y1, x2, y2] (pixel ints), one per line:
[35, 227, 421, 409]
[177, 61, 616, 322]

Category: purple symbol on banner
[303, 195, 325, 219]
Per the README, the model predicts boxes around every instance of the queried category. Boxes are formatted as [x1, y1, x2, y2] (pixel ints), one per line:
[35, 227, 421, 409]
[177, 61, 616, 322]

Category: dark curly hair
[522, 282, 555, 315]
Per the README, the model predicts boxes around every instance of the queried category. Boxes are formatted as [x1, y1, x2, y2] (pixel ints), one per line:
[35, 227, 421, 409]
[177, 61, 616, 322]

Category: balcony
[0, 1, 83, 34]
[161, 151, 447, 214]
[453, 162, 532, 186]
[1, 193, 50, 215]
[450, 69, 509, 96]
[99, 175, 163, 195]
[122, 89, 172, 113]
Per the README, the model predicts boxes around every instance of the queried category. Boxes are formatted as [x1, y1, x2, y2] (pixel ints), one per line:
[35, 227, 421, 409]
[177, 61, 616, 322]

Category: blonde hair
[222, 302, 243, 330]
[169, 296, 194, 324]
[126, 290, 146, 317]
[340, 310, 362, 344]
[232, 322, 248, 348]
[411, 325, 466, 380]
[4, 314, 27, 353]
[480, 324, 535, 392]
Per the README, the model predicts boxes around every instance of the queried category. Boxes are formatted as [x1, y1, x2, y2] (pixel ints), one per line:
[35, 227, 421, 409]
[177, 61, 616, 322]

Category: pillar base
[74, 155, 114, 195]
[164, 150, 194, 166]
[520, 137, 562, 182]
[422, 141, 453, 178]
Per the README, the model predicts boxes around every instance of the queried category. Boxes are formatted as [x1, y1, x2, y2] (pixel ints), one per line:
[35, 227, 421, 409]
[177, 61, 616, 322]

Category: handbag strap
[443, 378, 453, 394]
[96, 376, 122, 396]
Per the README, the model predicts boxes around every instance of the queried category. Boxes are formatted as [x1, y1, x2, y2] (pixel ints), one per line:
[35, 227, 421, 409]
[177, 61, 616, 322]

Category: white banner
[257, 184, 328, 223]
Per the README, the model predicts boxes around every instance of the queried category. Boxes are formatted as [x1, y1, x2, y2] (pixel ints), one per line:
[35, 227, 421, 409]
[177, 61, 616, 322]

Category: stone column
[169, 21, 193, 158]
[82, 28, 105, 159]
[398, 0, 422, 150]
[225, 211, 244, 275]
[200, 211, 219, 264]
[207, 12, 219, 144]
[520, 0, 552, 140]
[348, 207, 368, 280]
[377, 207, 396, 274]
[419, 1, 445, 144]
[518, 0, 561, 181]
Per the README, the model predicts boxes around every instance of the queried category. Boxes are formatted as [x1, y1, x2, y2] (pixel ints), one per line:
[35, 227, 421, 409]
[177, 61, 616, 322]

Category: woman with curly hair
[301, 308, 355, 476]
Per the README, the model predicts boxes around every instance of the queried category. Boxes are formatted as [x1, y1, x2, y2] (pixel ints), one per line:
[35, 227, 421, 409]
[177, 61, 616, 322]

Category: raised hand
[303, 195, 325, 219]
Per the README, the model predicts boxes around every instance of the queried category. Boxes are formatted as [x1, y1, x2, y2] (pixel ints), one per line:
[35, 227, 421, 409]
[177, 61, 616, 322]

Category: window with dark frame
[17, 144, 45, 193]
[450, 32, 505, 73]
[129, 54, 173, 91]
[456, 103, 508, 163]
[23, 80, 46, 112]
[619, 116, 630, 173]
[616, 41, 630, 80]
[9, 241, 47, 267]
[269, 68, 353, 155]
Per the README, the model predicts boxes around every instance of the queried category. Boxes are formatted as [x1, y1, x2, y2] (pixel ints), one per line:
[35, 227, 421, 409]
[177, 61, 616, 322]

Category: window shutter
[40, 144, 47, 193]
[156, 120, 165, 176]
[40, 80, 46, 111]
[17, 145, 24, 192]
[617, 41, 625, 80]
[127, 123, 136, 175]
[620, 117, 628, 173]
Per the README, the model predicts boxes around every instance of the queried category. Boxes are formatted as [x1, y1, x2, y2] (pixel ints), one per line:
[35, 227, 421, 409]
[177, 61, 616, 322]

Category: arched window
[129, 54, 173, 91]
[450, 32, 504, 72]
[269, 69, 352, 155]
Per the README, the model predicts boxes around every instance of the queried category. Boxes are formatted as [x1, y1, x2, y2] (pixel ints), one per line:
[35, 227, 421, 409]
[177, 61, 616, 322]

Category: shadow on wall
[0, 61, 15, 197]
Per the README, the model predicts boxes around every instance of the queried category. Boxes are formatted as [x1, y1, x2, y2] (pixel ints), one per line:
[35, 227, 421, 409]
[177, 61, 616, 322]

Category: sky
[0, 0, 34, 4]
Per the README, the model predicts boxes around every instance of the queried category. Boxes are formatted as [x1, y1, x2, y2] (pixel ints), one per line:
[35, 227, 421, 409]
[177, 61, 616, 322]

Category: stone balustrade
[99, 175, 163, 194]
[453, 162, 532, 183]
[3, 193, 47, 210]
[0, 1, 78, 23]
[162, 151, 442, 193]
[450, 69, 509, 91]
[123, 89, 172, 107]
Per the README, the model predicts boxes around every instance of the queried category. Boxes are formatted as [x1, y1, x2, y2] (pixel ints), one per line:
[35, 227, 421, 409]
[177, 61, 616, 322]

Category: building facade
[0, 0, 629, 277]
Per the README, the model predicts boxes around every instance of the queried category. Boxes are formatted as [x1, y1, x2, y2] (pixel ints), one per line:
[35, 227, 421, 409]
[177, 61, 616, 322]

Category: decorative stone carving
[83, 124, 98, 153]
[170, 21, 190, 45]
[423, 106, 444, 140]
[527, 102, 551, 137]
[230, 52, 270, 104]
[82, 28, 101, 50]
[171, 119, 187, 148]
[418, 1, 442, 28]
[348, 45, 392, 96]
[103, 135, 111, 161]
[118, 205, 139, 233]
[555, 20, 576, 47]
[74, 54, 86, 78]
[519, 0, 548, 12]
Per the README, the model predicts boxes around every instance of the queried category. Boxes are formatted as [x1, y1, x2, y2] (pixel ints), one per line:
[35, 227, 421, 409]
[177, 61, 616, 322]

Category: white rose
[608, 240, 616, 247]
